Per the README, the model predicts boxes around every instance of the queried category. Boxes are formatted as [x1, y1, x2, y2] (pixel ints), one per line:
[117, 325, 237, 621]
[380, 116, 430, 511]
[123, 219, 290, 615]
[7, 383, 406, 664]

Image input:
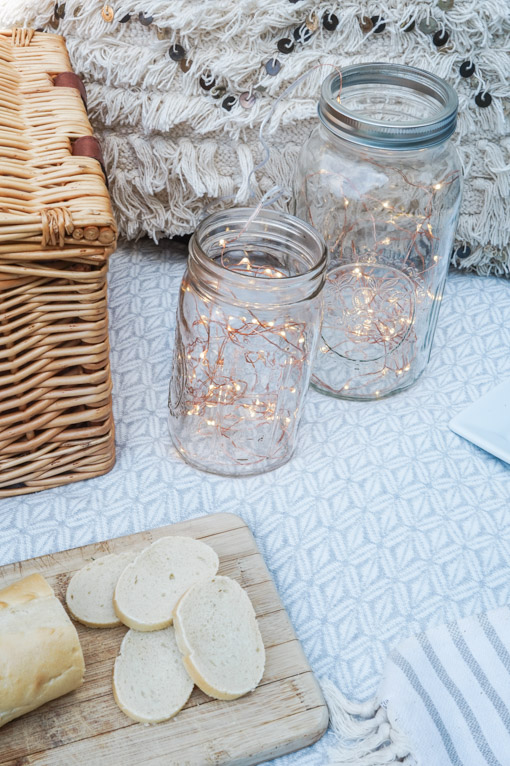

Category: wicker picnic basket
[0, 28, 117, 496]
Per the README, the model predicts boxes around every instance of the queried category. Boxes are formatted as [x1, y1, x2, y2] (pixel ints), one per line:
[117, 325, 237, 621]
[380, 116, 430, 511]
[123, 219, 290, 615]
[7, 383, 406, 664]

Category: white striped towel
[324, 606, 510, 765]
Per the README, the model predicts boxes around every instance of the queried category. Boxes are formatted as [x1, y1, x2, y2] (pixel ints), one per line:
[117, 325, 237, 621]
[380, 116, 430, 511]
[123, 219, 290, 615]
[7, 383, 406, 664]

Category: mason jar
[294, 63, 463, 400]
[168, 208, 326, 475]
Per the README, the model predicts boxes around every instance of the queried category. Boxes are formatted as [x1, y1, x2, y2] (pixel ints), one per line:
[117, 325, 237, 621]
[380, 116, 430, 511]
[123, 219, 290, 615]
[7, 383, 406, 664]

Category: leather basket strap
[72, 136, 108, 186]
[54, 72, 88, 109]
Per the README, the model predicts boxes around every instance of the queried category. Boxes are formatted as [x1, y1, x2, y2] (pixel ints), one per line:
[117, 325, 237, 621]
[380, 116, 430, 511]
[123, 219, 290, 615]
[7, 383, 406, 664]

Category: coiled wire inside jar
[168, 208, 326, 475]
[295, 63, 462, 399]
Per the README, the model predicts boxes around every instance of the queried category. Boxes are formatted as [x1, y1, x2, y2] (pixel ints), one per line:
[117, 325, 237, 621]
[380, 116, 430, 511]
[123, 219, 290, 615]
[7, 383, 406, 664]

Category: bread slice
[66, 552, 133, 628]
[173, 575, 265, 700]
[113, 536, 219, 631]
[113, 626, 193, 723]
[0, 573, 85, 728]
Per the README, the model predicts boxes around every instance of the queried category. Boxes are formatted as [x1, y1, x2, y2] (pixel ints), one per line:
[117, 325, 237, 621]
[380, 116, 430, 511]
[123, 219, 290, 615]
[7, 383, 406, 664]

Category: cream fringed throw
[4, 1, 509, 275]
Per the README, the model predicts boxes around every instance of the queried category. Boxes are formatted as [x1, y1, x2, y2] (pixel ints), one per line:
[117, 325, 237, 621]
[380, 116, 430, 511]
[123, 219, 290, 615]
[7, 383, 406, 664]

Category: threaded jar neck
[319, 63, 458, 150]
[188, 207, 326, 308]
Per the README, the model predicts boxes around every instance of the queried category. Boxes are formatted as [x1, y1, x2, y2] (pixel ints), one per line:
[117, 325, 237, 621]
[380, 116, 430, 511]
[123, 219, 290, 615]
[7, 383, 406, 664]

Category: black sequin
[277, 38, 295, 54]
[402, 19, 416, 32]
[200, 74, 216, 91]
[119, 14, 131, 23]
[459, 60, 475, 78]
[138, 12, 153, 26]
[433, 29, 449, 46]
[293, 24, 313, 43]
[222, 95, 236, 111]
[370, 16, 386, 33]
[455, 245, 471, 259]
[169, 44, 185, 61]
[323, 12, 339, 31]
[475, 91, 492, 108]
[265, 59, 282, 76]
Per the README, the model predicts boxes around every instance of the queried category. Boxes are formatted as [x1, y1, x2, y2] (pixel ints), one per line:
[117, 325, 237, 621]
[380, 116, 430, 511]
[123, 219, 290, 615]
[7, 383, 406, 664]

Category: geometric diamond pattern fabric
[1, 240, 510, 765]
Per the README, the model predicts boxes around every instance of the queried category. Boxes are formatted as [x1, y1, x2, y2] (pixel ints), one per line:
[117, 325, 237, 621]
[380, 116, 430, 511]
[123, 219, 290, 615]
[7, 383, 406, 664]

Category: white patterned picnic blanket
[1, 240, 510, 765]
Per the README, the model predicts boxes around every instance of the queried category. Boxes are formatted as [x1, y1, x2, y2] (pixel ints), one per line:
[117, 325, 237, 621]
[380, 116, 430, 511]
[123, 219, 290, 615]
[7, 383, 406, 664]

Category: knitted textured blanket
[3, 0, 510, 275]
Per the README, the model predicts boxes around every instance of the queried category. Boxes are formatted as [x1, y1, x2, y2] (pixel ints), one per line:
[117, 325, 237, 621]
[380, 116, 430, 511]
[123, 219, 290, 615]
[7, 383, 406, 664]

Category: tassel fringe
[323, 680, 417, 766]
[2, 0, 509, 275]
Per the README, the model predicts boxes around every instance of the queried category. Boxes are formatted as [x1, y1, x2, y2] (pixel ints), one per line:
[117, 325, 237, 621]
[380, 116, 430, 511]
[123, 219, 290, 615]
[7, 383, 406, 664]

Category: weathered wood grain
[0, 512, 328, 765]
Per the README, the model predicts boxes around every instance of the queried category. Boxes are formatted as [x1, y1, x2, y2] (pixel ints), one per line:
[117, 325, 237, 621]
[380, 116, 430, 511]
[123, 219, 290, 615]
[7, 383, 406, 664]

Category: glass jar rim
[319, 63, 458, 150]
[189, 207, 327, 301]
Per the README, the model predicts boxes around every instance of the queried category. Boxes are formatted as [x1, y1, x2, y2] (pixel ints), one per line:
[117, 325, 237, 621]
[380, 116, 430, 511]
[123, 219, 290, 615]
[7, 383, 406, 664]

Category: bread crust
[0, 572, 53, 607]
[113, 536, 219, 631]
[174, 594, 248, 700]
[112, 675, 192, 724]
[66, 609, 120, 630]
[0, 574, 85, 728]
[173, 576, 265, 701]
[66, 552, 133, 628]
[111, 603, 168, 632]
[112, 628, 193, 723]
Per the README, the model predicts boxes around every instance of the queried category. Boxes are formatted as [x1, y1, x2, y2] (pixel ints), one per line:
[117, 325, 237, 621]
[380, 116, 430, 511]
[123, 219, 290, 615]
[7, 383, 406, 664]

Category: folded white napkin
[449, 378, 510, 466]
[325, 606, 510, 765]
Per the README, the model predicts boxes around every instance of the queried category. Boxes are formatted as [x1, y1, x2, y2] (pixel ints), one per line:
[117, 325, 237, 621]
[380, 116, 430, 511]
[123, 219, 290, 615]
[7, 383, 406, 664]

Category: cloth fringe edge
[322, 679, 417, 766]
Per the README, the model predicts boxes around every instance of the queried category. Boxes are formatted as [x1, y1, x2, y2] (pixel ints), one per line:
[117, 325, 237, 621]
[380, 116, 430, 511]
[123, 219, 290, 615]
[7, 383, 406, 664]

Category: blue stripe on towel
[448, 621, 510, 736]
[418, 634, 503, 766]
[391, 650, 463, 766]
[479, 611, 510, 673]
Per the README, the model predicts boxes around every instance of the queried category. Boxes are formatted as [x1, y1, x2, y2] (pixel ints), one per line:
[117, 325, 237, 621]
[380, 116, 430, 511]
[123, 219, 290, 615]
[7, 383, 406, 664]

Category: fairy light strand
[298, 75, 460, 397]
[170, 252, 312, 469]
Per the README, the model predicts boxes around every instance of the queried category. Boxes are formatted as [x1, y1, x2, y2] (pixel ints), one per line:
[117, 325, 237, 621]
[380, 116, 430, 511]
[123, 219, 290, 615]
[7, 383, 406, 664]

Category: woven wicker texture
[0, 29, 117, 496]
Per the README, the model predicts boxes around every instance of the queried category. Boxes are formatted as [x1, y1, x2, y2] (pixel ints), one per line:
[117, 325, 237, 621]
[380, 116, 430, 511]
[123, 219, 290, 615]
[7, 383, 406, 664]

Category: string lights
[168, 208, 325, 475]
[299, 168, 460, 398]
[294, 63, 463, 399]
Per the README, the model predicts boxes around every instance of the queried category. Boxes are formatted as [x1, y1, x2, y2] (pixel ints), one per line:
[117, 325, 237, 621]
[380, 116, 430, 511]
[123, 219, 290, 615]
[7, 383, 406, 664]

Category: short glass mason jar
[294, 63, 463, 399]
[168, 208, 326, 476]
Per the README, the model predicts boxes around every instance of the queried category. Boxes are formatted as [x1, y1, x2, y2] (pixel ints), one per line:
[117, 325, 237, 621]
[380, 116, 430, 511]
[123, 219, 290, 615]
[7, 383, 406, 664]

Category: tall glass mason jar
[294, 63, 463, 400]
[168, 208, 326, 476]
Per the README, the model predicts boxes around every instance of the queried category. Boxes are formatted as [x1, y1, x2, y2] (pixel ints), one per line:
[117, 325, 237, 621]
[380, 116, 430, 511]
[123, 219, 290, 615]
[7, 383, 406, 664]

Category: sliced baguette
[113, 536, 219, 631]
[66, 552, 133, 628]
[173, 575, 265, 700]
[113, 627, 193, 723]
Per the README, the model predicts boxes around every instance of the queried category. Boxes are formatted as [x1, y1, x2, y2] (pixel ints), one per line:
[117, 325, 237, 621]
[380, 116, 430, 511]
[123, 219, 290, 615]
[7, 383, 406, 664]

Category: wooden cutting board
[0, 512, 328, 766]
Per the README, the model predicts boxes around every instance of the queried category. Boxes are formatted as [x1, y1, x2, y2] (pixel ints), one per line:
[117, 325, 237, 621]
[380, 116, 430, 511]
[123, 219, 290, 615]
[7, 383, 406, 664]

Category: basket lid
[0, 29, 117, 255]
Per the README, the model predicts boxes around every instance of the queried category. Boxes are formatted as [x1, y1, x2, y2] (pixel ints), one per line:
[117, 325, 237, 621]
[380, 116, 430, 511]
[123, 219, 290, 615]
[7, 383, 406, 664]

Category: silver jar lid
[319, 63, 458, 150]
